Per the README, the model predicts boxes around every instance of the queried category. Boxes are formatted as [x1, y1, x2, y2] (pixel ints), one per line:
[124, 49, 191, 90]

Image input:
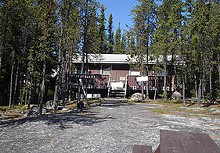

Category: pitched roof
[73, 54, 181, 64]
[73, 54, 132, 64]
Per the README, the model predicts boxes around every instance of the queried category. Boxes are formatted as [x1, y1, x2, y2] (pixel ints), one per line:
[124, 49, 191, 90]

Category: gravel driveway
[0, 99, 220, 153]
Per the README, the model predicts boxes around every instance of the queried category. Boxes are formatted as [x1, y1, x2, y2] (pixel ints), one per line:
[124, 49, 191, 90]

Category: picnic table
[155, 130, 220, 153]
[133, 130, 220, 153]
[132, 145, 152, 153]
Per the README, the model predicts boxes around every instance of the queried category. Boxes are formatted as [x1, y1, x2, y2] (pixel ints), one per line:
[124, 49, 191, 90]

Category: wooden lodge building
[72, 54, 178, 98]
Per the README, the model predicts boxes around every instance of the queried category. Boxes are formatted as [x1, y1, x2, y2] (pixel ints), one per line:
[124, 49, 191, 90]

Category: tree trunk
[154, 76, 157, 100]
[145, 52, 149, 100]
[209, 65, 213, 102]
[27, 77, 32, 109]
[140, 50, 144, 100]
[163, 53, 167, 100]
[169, 52, 174, 98]
[39, 60, 46, 115]
[145, 18, 149, 100]
[195, 74, 198, 99]
[26, 60, 34, 109]
[68, 46, 73, 102]
[180, 31, 185, 106]
[218, 54, 220, 87]
[13, 63, 19, 106]
[0, 44, 2, 74]
[181, 55, 186, 107]
[9, 59, 15, 108]
[53, 22, 63, 112]
[9, 51, 15, 108]
[197, 72, 202, 107]
[80, 0, 89, 106]
[0, 26, 5, 76]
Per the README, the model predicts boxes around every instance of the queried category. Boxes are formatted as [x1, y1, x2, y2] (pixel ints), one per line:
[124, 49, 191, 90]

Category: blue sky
[97, 0, 140, 32]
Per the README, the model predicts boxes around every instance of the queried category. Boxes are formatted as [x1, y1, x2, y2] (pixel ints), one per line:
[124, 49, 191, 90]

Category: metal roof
[72, 54, 181, 64]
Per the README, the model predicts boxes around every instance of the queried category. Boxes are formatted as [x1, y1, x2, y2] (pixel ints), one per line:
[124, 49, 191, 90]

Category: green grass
[151, 108, 170, 114]
[146, 100, 219, 117]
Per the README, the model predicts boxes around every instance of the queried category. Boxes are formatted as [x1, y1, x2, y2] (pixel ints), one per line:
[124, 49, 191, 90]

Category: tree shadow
[100, 103, 133, 107]
[100, 99, 132, 107]
[0, 109, 115, 130]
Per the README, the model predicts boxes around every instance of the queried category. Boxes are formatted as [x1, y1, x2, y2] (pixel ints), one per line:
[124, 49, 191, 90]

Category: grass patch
[146, 99, 219, 117]
[65, 102, 77, 110]
[152, 108, 170, 114]
[0, 105, 28, 120]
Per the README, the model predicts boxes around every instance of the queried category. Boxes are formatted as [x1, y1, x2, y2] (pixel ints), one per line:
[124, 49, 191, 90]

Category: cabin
[72, 54, 177, 98]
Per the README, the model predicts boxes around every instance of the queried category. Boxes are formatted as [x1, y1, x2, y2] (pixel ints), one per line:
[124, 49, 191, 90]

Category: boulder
[210, 108, 220, 115]
[129, 93, 145, 102]
[171, 91, 182, 101]
[27, 106, 46, 116]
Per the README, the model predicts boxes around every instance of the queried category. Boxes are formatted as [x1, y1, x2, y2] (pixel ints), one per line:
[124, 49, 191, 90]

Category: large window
[101, 65, 112, 75]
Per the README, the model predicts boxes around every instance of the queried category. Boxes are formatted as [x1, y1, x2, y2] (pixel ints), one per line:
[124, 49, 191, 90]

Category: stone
[171, 91, 182, 101]
[210, 108, 220, 114]
[129, 93, 145, 102]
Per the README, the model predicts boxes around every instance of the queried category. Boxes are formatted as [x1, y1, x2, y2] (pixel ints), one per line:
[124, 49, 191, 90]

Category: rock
[61, 107, 69, 111]
[46, 101, 56, 110]
[27, 106, 47, 116]
[210, 108, 220, 114]
[129, 93, 145, 102]
[171, 91, 182, 101]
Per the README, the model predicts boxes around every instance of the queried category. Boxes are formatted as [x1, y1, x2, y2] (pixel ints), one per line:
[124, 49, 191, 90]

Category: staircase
[109, 89, 125, 97]
[108, 81, 126, 98]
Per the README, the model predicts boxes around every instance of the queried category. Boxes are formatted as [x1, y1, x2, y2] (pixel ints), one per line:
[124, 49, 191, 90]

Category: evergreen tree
[53, 0, 81, 109]
[131, 0, 157, 99]
[189, 0, 220, 105]
[114, 23, 122, 54]
[107, 14, 114, 53]
[36, 0, 57, 114]
[120, 33, 127, 54]
[99, 5, 107, 53]
[154, 0, 184, 100]
[126, 30, 136, 55]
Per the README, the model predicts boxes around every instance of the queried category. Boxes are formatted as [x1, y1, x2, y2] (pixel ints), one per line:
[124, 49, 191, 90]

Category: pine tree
[107, 14, 114, 53]
[53, 0, 81, 109]
[189, 0, 220, 105]
[131, 0, 157, 99]
[114, 23, 122, 54]
[99, 5, 107, 53]
[1, 0, 35, 108]
[154, 0, 185, 100]
[37, 0, 57, 114]
[0, 0, 5, 76]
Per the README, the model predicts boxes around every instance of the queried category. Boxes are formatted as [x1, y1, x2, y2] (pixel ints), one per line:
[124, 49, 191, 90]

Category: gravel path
[0, 100, 220, 153]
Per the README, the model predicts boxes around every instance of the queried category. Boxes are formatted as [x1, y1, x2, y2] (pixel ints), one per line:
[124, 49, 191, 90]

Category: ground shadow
[100, 99, 132, 107]
[0, 109, 115, 130]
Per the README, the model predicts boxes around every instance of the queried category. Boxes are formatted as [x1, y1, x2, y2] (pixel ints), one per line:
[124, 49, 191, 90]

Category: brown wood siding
[90, 69, 100, 74]
[111, 64, 129, 82]
[89, 65, 101, 74]
[127, 75, 171, 91]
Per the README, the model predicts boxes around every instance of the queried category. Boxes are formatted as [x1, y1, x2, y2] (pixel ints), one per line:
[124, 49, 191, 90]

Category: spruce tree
[107, 14, 114, 53]
[131, 0, 157, 99]
[99, 5, 107, 53]
[114, 23, 122, 54]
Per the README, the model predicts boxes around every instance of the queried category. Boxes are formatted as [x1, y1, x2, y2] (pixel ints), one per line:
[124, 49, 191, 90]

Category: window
[101, 65, 112, 75]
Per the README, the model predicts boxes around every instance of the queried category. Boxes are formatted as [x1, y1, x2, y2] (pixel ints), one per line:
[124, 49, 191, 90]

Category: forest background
[0, 0, 219, 112]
